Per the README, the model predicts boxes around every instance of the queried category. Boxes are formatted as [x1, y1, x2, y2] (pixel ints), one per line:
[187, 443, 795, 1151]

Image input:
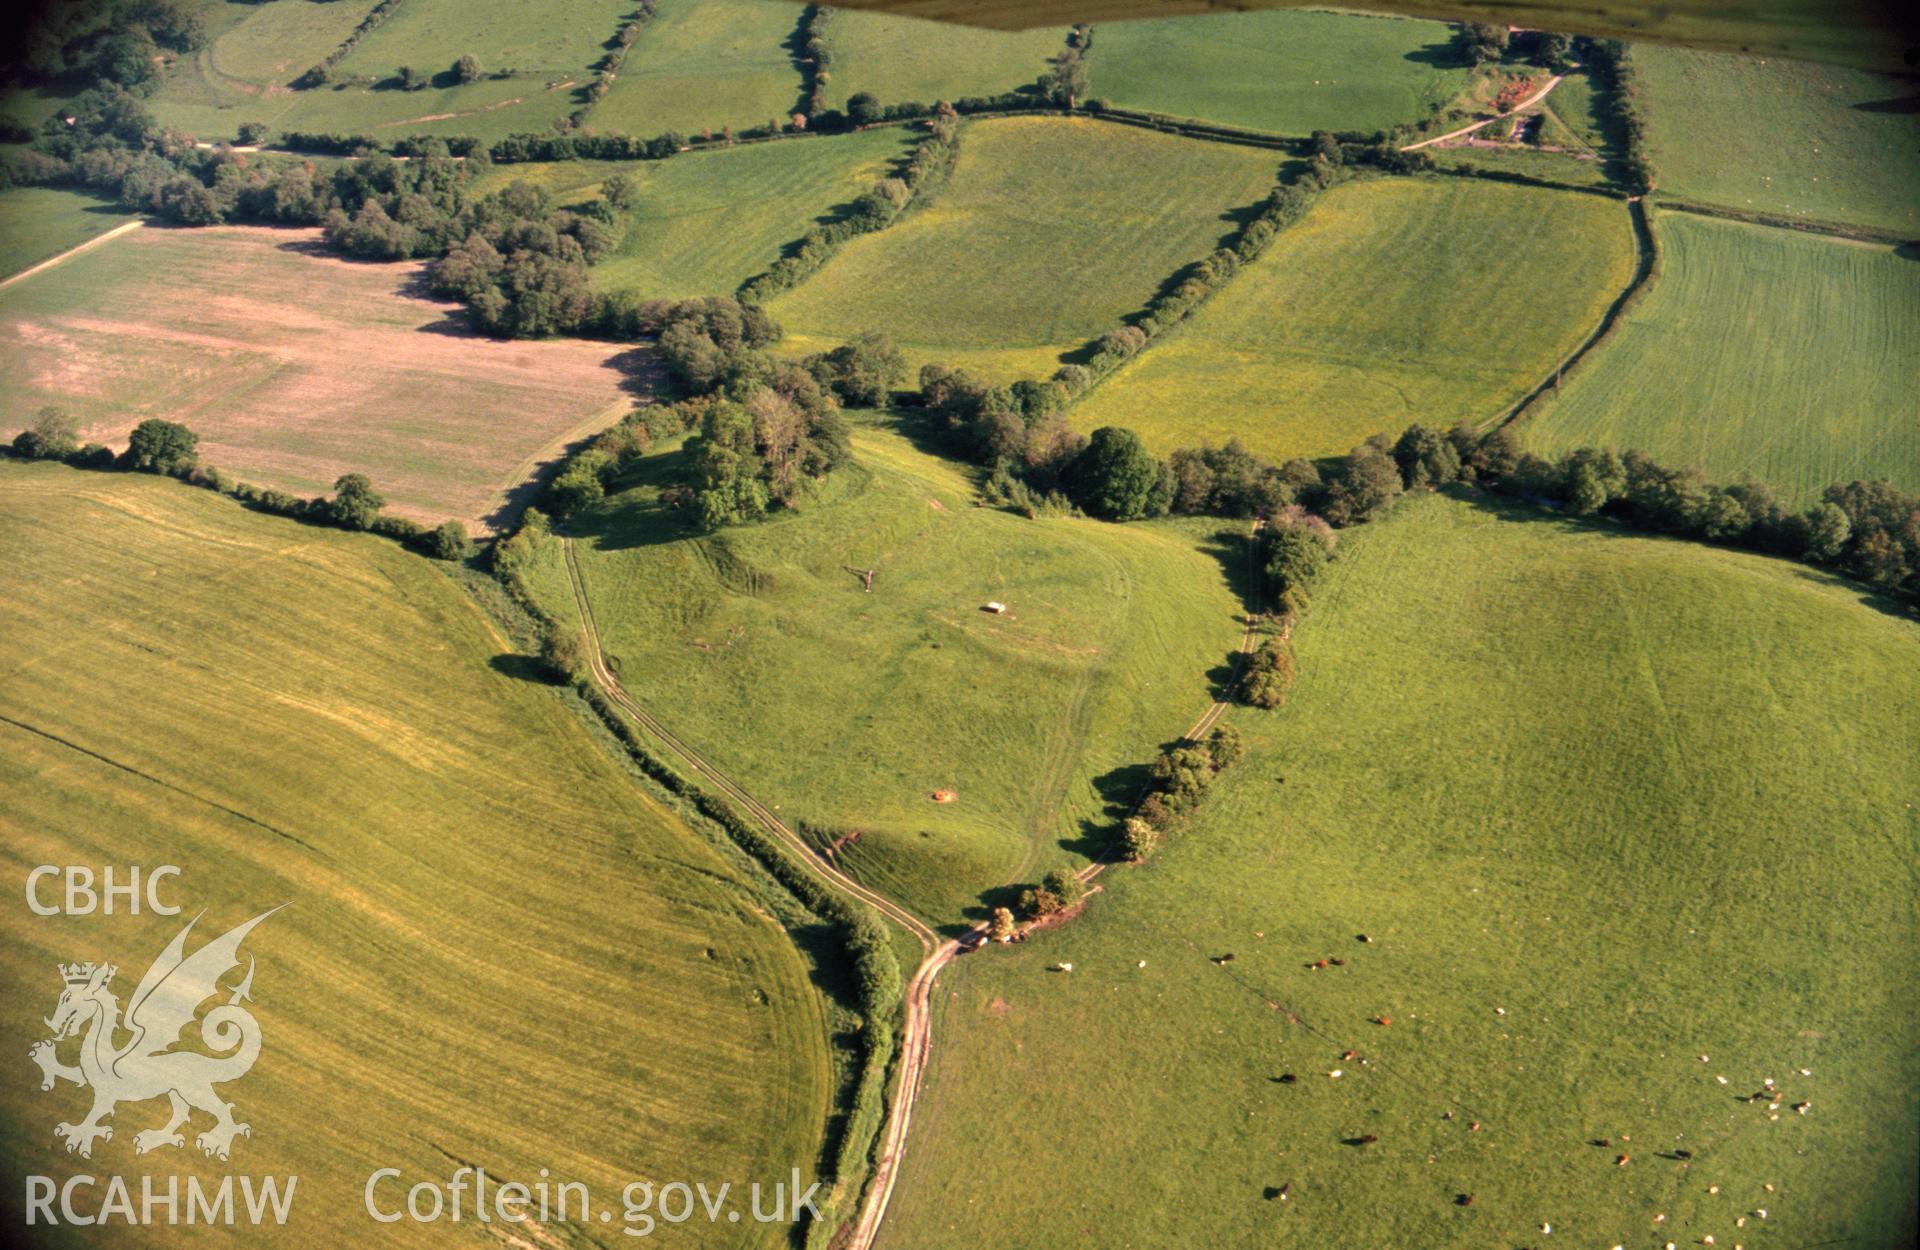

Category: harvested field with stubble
[0, 225, 646, 530]
[0, 463, 836, 1249]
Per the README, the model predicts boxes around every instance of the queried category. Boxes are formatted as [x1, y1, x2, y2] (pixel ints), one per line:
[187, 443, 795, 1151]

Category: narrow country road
[561, 518, 1262, 1249]
[1400, 74, 1564, 151]
[0, 220, 142, 292]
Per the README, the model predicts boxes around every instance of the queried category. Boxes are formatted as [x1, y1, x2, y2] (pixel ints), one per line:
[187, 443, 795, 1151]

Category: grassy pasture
[1539, 66, 1608, 152]
[0, 463, 835, 1248]
[522, 419, 1247, 924]
[765, 116, 1282, 373]
[885, 490, 1920, 1248]
[589, 0, 804, 139]
[0, 224, 641, 530]
[135, 0, 626, 142]
[1523, 212, 1920, 501]
[808, 1, 1910, 75]
[314, 0, 629, 140]
[1069, 177, 1636, 464]
[1427, 142, 1612, 189]
[1088, 11, 1470, 137]
[0, 187, 136, 282]
[144, 0, 384, 140]
[1636, 45, 1920, 235]
[472, 128, 917, 299]
[818, 7, 1066, 111]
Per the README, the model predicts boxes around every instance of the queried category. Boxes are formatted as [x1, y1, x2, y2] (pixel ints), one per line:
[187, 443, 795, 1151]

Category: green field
[0, 463, 835, 1247]
[766, 116, 1283, 379]
[472, 128, 917, 299]
[1539, 66, 1608, 153]
[1636, 45, 1920, 235]
[143, 0, 384, 140]
[0, 187, 136, 282]
[1524, 212, 1920, 502]
[522, 419, 1247, 924]
[1070, 177, 1637, 464]
[588, 0, 803, 139]
[1428, 141, 1612, 190]
[130, 0, 632, 143]
[818, 7, 1065, 111]
[1088, 11, 1470, 136]
[885, 490, 1920, 1248]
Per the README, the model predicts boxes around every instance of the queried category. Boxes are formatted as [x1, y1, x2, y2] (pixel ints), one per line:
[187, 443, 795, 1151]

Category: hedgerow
[293, 0, 407, 90]
[1584, 38, 1656, 194]
[738, 104, 959, 303]
[794, 4, 834, 121]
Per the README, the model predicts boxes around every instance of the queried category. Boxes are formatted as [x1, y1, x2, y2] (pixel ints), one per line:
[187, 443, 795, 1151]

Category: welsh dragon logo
[28, 906, 282, 1161]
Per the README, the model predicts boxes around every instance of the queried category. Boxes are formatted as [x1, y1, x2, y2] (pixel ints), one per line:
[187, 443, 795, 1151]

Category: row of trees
[6, 0, 207, 96]
[795, 4, 833, 119]
[5, 411, 472, 559]
[1474, 429, 1918, 602]
[571, 0, 658, 125]
[1243, 420, 1918, 610]
[1121, 724, 1244, 862]
[910, 160, 1338, 490]
[738, 103, 958, 303]
[1453, 24, 1579, 74]
[1584, 38, 1656, 195]
[293, 0, 405, 88]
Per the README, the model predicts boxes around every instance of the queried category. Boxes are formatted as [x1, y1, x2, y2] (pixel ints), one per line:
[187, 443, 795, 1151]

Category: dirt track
[1400, 75, 1565, 152]
[563, 516, 1263, 1248]
[0, 220, 143, 292]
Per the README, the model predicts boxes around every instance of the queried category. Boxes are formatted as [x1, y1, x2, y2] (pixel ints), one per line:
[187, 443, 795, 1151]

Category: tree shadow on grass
[1197, 522, 1259, 615]
[787, 919, 865, 1015]
[560, 444, 707, 553]
[1853, 92, 1920, 114]
[1404, 39, 1465, 69]
[483, 349, 657, 534]
[870, 407, 994, 485]
[487, 652, 551, 683]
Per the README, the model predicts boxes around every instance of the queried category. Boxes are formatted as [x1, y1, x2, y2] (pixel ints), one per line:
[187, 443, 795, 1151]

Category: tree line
[6, 408, 473, 560]
[4, 0, 207, 100]
[738, 103, 958, 303]
[1235, 421, 1918, 613]
[794, 4, 833, 121]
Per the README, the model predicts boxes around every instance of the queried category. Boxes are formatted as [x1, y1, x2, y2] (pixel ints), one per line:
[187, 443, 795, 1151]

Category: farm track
[561, 517, 1262, 1249]
[0, 220, 142, 291]
[1401, 75, 1565, 152]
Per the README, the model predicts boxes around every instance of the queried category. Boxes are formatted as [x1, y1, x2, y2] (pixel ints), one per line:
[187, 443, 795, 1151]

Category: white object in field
[983, 601, 1007, 614]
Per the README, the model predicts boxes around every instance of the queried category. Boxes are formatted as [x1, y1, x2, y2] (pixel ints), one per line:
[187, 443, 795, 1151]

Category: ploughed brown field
[0, 225, 648, 530]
